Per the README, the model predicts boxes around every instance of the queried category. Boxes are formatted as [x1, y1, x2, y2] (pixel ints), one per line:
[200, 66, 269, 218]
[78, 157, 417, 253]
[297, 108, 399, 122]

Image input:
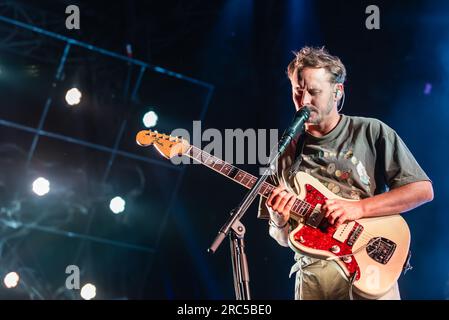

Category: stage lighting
[32, 177, 50, 196]
[4, 272, 19, 289]
[424, 83, 432, 95]
[80, 283, 96, 300]
[109, 196, 125, 214]
[65, 88, 82, 106]
[142, 110, 158, 128]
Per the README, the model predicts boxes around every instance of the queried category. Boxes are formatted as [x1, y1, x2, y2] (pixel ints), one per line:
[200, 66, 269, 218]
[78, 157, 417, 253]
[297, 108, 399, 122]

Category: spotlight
[65, 88, 82, 106]
[32, 177, 50, 196]
[142, 110, 158, 128]
[80, 283, 96, 300]
[424, 82, 432, 95]
[4, 272, 19, 288]
[109, 196, 125, 214]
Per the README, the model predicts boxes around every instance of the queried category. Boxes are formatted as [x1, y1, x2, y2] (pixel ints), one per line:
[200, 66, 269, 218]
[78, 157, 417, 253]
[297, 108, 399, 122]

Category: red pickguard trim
[292, 184, 361, 280]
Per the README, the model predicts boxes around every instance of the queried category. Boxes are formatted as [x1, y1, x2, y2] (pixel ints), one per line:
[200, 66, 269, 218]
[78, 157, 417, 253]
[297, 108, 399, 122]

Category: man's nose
[301, 91, 312, 106]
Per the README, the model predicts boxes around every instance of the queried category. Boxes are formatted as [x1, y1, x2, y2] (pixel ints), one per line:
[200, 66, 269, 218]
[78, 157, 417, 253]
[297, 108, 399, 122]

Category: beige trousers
[290, 255, 401, 300]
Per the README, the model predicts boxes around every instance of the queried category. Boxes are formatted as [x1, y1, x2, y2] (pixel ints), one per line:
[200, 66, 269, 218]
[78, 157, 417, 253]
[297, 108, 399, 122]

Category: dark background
[0, 0, 447, 299]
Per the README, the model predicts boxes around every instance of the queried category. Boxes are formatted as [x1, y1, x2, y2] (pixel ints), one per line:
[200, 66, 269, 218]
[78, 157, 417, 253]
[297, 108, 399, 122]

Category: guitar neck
[184, 145, 310, 219]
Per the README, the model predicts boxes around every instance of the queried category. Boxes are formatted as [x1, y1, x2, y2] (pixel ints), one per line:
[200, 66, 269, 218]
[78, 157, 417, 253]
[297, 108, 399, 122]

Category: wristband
[269, 219, 289, 229]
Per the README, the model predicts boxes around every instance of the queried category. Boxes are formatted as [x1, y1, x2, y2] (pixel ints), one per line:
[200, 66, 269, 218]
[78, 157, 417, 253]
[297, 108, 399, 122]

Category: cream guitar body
[288, 172, 411, 299]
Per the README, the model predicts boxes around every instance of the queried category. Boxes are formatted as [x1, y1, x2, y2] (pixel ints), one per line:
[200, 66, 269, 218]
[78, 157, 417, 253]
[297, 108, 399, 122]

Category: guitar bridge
[366, 237, 396, 265]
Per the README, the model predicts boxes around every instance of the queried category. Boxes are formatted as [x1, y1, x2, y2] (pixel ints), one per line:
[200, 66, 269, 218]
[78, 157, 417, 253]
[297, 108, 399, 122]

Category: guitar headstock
[136, 130, 190, 159]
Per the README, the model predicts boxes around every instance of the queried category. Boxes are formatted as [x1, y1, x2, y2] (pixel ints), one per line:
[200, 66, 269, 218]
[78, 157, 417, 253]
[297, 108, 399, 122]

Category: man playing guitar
[135, 46, 434, 300]
[259, 46, 433, 300]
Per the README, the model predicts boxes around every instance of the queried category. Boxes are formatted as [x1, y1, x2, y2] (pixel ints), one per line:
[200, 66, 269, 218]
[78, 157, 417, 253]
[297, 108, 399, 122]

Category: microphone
[278, 106, 310, 154]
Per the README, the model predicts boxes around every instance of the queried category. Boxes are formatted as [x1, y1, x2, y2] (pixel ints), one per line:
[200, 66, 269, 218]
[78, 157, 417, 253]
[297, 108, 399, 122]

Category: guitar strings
[185, 149, 382, 245]
[289, 198, 384, 241]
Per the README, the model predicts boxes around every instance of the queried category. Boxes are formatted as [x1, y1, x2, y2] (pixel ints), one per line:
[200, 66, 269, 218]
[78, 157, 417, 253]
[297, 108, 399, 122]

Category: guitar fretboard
[184, 145, 311, 219]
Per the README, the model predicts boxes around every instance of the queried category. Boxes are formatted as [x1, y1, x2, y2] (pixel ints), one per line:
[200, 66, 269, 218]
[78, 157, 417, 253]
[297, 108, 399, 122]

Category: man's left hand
[322, 199, 365, 228]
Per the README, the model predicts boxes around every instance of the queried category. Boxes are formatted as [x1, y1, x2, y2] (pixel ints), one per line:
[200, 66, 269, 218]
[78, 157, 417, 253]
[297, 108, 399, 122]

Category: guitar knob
[330, 245, 340, 254]
[342, 256, 352, 264]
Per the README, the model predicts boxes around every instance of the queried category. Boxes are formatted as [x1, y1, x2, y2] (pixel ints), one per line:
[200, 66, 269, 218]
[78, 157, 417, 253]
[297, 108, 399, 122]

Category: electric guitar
[136, 129, 411, 299]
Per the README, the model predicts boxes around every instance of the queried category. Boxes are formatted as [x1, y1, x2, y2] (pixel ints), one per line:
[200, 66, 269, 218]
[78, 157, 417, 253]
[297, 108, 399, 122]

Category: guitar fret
[221, 164, 231, 174]
[264, 184, 273, 196]
[259, 184, 267, 196]
[249, 177, 257, 187]
[208, 156, 217, 167]
[296, 201, 302, 212]
[198, 152, 206, 163]
[244, 178, 253, 188]
[297, 202, 303, 214]
[191, 147, 201, 159]
[190, 147, 205, 165]
[212, 159, 223, 171]
[228, 166, 239, 179]
[300, 202, 310, 216]
[205, 156, 215, 166]
[292, 201, 299, 213]
[300, 201, 309, 214]
[200, 152, 211, 163]
[185, 145, 193, 156]
[262, 184, 273, 197]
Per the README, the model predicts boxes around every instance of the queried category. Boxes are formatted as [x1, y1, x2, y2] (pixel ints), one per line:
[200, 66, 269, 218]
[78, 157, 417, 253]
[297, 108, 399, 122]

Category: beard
[306, 96, 334, 125]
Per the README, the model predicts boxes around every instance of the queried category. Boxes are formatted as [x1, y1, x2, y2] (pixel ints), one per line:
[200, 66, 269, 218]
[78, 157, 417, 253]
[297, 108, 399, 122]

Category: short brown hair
[287, 46, 347, 84]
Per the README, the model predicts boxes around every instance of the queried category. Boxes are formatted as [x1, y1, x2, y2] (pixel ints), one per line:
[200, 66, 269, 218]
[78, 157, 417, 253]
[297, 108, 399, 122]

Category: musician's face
[290, 67, 338, 125]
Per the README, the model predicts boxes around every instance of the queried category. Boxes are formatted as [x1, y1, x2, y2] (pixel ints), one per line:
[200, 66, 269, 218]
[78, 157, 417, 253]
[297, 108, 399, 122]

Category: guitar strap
[288, 129, 307, 179]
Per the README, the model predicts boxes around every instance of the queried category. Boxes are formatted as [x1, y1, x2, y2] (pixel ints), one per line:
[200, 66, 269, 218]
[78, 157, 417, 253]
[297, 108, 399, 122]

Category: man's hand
[266, 185, 297, 227]
[322, 198, 365, 228]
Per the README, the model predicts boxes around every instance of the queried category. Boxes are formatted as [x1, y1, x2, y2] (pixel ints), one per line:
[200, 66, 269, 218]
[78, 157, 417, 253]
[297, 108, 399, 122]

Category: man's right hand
[266, 185, 297, 227]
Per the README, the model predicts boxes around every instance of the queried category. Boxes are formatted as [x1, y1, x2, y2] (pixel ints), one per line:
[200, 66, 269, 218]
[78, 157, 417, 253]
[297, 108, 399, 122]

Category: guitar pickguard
[292, 184, 361, 280]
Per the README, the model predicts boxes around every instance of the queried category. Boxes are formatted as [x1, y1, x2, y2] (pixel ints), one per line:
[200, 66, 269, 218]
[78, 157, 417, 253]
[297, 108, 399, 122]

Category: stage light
[32, 177, 50, 196]
[65, 88, 82, 106]
[80, 283, 96, 300]
[109, 196, 125, 214]
[424, 83, 432, 95]
[4, 272, 19, 288]
[142, 110, 158, 128]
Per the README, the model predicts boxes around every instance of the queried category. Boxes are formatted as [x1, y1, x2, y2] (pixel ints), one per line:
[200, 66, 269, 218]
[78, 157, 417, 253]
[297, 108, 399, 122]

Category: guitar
[136, 129, 411, 299]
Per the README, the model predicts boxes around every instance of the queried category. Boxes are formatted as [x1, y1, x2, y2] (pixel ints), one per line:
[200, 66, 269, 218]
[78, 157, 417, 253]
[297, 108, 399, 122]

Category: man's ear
[334, 84, 344, 99]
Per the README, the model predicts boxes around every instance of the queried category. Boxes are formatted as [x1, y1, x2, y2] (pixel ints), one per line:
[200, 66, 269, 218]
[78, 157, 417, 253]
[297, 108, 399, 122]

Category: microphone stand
[208, 108, 310, 300]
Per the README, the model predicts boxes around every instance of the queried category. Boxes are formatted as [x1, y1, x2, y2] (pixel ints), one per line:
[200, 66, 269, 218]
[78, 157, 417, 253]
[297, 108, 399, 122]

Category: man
[258, 46, 433, 300]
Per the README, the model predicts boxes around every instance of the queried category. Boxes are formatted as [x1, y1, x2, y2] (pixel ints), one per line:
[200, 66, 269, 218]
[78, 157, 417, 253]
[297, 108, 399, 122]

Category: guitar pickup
[347, 224, 364, 246]
[306, 204, 325, 228]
